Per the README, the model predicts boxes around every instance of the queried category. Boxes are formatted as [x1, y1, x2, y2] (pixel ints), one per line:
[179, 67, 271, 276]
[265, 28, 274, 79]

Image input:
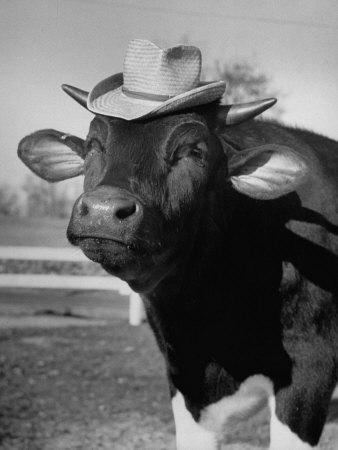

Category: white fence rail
[0, 246, 88, 261]
[0, 246, 145, 326]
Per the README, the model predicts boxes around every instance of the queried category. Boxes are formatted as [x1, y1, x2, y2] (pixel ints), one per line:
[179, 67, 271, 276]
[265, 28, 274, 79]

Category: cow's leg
[269, 364, 336, 450]
[269, 396, 314, 449]
[171, 391, 220, 450]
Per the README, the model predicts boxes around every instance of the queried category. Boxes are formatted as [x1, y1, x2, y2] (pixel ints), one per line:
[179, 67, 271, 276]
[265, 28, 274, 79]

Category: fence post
[129, 291, 145, 326]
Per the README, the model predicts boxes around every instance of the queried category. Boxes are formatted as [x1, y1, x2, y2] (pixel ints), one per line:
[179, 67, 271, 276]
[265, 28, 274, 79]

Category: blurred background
[0, 0, 337, 448]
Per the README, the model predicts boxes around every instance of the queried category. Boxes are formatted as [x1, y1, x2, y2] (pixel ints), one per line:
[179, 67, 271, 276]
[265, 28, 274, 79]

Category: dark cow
[18, 88, 337, 449]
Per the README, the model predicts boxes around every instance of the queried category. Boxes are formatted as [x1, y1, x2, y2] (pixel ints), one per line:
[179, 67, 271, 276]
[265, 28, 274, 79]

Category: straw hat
[87, 39, 226, 121]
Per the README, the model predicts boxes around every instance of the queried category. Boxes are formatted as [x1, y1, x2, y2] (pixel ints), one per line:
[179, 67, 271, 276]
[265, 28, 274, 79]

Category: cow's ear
[228, 144, 309, 200]
[18, 129, 85, 182]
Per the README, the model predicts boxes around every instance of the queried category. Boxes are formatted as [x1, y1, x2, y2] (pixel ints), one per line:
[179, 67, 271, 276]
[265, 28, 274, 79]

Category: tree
[23, 175, 77, 218]
[205, 60, 283, 119]
[0, 184, 20, 216]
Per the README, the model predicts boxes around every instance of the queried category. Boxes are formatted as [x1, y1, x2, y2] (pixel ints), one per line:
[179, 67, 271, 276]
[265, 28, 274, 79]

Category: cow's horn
[62, 84, 89, 108]
[219, 98, 277, 126]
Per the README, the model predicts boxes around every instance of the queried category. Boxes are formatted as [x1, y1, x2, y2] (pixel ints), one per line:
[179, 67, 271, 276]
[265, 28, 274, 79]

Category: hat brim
[87, 73, 226, 121]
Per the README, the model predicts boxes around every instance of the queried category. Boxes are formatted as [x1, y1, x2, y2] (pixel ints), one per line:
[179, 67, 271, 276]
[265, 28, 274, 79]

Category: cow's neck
[143, 195, 284, 356]
[141, 199, 286, 406]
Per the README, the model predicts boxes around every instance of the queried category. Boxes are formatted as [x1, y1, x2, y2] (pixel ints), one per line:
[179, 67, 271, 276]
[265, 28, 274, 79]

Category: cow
[18, 86, 337, 449]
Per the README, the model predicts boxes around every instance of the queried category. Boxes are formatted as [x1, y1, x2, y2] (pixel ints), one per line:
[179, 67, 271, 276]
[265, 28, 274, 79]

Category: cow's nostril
[79, 199, 89, 216]
[115, 202, 137, 220]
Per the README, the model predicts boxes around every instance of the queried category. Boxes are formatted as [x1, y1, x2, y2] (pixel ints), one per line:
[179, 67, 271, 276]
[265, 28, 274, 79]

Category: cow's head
[18, 97, 308, 292]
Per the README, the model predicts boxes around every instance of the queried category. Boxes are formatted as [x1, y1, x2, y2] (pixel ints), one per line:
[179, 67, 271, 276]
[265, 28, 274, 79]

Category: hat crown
[123, 39, 202, 97]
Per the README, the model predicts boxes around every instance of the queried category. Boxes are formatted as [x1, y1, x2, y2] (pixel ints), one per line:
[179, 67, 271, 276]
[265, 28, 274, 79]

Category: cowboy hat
[89, 39, 227, 121]
[62, 39, 277, 123]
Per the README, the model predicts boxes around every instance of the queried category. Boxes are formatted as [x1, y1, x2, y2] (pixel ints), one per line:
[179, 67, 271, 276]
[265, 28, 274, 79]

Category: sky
[1, 0, 338, 188]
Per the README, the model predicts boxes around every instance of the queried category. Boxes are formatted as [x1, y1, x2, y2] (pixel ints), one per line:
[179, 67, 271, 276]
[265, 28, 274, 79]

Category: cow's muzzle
[67, 186, 143, 247]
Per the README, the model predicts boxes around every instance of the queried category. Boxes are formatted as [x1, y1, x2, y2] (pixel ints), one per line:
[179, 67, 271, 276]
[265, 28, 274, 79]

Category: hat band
[122, 86, 174, 102]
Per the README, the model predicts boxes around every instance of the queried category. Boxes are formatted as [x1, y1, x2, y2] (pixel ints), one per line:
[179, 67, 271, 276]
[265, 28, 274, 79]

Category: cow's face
[68, 113, 227, 291]
[18, 111, 308, 292]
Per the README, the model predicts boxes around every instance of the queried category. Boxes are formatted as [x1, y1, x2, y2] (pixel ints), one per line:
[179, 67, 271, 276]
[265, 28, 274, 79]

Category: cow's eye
[170, 142, 206, 165]
[189, 145, 204, 158]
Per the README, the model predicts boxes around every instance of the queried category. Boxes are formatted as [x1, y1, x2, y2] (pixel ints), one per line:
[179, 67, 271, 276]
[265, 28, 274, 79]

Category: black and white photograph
[0, 1, 337, 448]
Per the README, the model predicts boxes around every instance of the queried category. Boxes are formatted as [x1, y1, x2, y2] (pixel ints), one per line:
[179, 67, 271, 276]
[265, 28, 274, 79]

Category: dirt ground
[0, 289, 337, 449]
[0, 323, 176, 449]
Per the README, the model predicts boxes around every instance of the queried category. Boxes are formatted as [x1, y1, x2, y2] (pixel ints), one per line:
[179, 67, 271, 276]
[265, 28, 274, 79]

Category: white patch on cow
[173, 376, 319, 449]
[172, 375, 273, 449]
[172, 391, 219, 450]
[200, 374, 273, 435]
[269, 396, 316, 449]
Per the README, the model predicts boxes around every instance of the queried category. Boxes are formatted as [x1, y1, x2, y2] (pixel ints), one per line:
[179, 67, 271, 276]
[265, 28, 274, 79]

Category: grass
[0, 215, 70, 247]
